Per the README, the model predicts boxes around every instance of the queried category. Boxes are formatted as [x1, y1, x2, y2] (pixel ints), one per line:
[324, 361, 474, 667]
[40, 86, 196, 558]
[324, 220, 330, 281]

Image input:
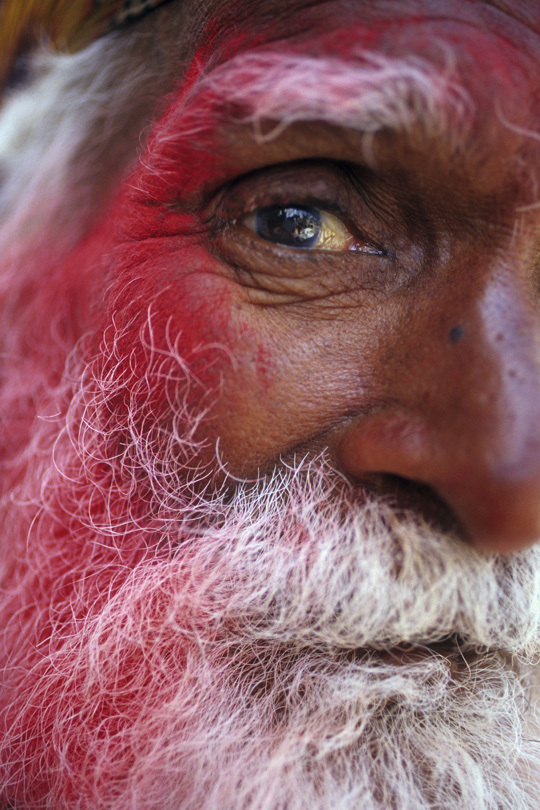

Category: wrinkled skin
[109, 0, 540, 552]
[3, 0, 540, 807]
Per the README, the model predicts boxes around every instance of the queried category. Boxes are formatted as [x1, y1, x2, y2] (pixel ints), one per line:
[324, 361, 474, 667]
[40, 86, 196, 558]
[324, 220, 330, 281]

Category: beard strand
[2, 328, 540, 809]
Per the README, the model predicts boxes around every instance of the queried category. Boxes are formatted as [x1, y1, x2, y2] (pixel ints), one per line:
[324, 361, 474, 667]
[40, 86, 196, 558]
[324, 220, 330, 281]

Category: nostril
[353, 472, 466, 539]
[337, 406, 540, 553]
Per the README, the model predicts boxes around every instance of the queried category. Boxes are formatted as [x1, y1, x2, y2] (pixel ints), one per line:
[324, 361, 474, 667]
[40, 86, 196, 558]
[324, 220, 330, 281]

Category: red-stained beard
[2, 27, 540, 810]
[1, 312, 540, 810]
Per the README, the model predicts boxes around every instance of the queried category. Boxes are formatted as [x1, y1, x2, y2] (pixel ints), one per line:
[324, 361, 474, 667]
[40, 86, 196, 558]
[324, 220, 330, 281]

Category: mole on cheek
[449, 325, 466, 344]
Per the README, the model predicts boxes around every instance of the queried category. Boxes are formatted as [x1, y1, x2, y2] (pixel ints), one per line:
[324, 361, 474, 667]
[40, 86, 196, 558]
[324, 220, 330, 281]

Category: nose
[337, 273, 540, 554]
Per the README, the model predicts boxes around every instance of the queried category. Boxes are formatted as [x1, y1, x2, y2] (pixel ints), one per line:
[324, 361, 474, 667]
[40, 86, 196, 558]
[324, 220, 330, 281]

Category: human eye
[243, 204, 380, 253]
[205, 160, 417, 305]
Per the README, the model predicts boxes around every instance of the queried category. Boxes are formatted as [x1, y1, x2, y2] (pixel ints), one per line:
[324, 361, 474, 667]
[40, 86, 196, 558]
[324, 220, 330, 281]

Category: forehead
[153, 0, 540, 207]
[194, 0, 540, 50]
[183, 0, 540, 122]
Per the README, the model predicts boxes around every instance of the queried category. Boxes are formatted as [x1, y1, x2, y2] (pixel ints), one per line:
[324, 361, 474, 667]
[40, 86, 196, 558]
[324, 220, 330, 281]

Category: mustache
[3, 351, 540, 809]
[14, 322, 540, 664]
[95, 454, 540, 662]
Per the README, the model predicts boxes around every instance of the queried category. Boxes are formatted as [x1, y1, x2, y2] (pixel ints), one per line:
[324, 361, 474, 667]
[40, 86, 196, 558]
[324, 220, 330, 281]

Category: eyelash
[209, 159, 394, 262]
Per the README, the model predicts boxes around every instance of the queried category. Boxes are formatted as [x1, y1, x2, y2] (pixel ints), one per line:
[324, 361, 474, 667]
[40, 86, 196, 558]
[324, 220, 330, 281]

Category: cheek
[99, 223, 286, 463]
[97, 189, 384, 473]
[198, 320, 379, 474]
[100, 225, 239, 422]
[255, 343, 278, 392]
[101, 228, 388, 473]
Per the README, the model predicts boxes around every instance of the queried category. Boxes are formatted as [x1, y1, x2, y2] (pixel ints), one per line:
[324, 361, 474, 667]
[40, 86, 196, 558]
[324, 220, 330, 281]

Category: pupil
[255, 205, 321, 248]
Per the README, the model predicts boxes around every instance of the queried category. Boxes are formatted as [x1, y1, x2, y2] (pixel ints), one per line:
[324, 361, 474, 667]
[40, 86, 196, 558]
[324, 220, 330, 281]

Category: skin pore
[102, 0, 540, 553]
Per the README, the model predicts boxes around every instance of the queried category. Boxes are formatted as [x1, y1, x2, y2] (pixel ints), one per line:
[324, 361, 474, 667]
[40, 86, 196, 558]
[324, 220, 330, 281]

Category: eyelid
[210, 159, 390, 257]
[213, 161, 352, 221]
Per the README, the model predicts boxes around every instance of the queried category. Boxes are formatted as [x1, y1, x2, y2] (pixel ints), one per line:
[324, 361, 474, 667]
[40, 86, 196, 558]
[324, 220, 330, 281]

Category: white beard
[3, 423, 540, 809]
[81, 466, 540, 810]
[1, 36, 540, 810]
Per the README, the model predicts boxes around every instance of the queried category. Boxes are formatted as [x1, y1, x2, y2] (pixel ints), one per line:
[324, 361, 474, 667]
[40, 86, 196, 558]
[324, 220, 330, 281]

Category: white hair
[1, 22, 540, 810]
[2, 303, 540, 809]
[145, 43, 474, 180]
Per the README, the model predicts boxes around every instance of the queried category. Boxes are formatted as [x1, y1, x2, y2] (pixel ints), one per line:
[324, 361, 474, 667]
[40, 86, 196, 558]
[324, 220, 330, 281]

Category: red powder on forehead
[194, 2, 536, 107]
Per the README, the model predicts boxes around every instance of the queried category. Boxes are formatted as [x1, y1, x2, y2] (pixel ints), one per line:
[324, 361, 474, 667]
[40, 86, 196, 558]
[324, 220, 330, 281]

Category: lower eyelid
[213, 220, 405, 300]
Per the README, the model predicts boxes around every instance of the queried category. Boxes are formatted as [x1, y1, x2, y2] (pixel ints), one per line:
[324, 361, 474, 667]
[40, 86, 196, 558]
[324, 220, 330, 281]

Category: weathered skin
[101, 0, 540, 552]
[3, 2, 540, 807]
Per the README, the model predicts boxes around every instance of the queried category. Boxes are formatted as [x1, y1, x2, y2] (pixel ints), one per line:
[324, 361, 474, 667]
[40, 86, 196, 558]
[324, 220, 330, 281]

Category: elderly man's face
[4, 1, 540, 808]
[104, 0, 540, 553]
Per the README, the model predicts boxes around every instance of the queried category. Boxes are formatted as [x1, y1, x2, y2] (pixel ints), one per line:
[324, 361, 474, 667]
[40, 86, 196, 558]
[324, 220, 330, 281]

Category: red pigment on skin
[302, 16, 532, 99]
[4, 10, 537, 804]
[204, 11, 535, 105]
[101, 234, 236, 417]
[91, 70, 242, 416]
[2, 564, 192, 806]
[123, 70, 226, 210]
[0, 473, 158, 803]
[89, 8, 531, 464]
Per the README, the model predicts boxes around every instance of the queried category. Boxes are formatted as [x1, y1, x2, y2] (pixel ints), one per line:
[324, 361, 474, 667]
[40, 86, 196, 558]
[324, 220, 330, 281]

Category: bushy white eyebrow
[177, 47, 474, 165]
